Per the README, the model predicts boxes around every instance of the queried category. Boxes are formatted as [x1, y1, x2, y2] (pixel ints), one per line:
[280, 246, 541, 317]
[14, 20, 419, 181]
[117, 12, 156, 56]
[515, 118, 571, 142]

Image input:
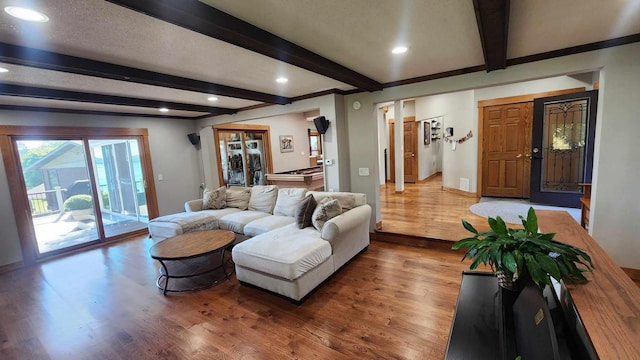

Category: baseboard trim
[419, 172, 441, 182]
[622, 267, 640, 283]
[442, 186, 477, 198]
[0, 260, 24, 274]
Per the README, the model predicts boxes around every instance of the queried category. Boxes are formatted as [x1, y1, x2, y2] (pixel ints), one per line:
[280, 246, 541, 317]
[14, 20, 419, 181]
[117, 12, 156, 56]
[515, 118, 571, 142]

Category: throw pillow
[311, 197, 342, 232]
[248, 185, 278, 213]
[274, 188, 307, 217]
[202, 186, 226, 209]
[294, 193, 317, 229]
[226, 187, 251, 210]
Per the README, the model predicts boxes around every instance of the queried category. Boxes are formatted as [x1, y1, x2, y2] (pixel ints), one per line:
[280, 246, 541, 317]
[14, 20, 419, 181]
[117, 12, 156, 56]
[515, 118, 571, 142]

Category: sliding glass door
[89, 139, 148, 238]
[19, 139, 100, 253]
[1, 126, 158, 262]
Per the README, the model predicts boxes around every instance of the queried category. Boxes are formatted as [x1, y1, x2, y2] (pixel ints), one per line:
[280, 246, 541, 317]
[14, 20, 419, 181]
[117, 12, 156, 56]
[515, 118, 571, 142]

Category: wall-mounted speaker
[313, 116, 330, 135]
[187, 133, 200, 146]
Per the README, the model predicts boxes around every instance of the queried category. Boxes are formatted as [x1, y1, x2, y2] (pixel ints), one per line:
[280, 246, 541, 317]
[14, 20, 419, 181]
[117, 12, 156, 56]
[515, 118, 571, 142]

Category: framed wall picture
[279, 135, 294, 152]
[423, 122, 431, 145]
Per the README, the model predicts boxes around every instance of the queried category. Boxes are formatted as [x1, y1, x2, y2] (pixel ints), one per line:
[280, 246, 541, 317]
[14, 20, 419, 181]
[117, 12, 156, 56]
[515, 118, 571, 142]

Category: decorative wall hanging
[279, 135, 294, 152]
[444, 130, 473, 144]
[423, 121, 430, 145]
[444, 130, 473, 151]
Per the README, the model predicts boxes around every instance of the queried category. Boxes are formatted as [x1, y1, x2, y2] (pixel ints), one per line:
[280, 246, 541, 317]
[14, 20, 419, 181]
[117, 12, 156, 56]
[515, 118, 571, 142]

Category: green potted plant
[63, 194, 94, 221]
[452, 207, 593, 292]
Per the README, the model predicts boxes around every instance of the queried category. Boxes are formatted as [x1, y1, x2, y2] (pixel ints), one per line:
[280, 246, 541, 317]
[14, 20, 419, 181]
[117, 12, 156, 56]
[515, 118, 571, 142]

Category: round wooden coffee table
[149, 229, 235, 295]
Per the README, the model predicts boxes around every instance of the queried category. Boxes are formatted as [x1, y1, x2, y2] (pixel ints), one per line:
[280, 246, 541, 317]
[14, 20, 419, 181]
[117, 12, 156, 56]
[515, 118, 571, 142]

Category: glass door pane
[89, 139, 149, 238]
[219, 131, 246, 186]
[18, 140, 99, 254]
[540, 99, 589, 193]
[244, 132, 266, 186]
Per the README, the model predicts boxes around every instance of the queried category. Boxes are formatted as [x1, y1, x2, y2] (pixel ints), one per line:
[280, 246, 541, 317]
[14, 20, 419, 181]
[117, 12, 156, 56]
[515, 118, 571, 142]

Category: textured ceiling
[0, 0, 639, 119]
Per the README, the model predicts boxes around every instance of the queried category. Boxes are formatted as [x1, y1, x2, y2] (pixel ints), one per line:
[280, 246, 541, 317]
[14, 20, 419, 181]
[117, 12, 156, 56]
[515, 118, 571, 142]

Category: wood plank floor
[0, 235, 470, 360]
[379, 174, 489, 241]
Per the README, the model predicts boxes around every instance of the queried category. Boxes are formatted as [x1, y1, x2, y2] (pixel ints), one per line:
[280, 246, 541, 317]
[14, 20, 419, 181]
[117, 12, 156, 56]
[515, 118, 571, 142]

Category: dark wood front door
[482, 103, 532, 197]
[530, 90, 598, 207]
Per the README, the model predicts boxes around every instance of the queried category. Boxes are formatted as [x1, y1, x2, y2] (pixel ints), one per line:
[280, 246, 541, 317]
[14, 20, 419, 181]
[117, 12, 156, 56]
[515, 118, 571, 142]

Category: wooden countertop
[536, 210, 640, 359]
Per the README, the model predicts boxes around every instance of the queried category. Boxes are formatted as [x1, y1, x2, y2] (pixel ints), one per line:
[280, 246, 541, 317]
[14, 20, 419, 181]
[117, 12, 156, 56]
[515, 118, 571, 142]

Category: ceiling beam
[0, 104, 201, 120]
[0, 42, 290, 105]
[473, 0, 510, 72]
[0, 84, 237, 115]
[106, 0, 383, 92]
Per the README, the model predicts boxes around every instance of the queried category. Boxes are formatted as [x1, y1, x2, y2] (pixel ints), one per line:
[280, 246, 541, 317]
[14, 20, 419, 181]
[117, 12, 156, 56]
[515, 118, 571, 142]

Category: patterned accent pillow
[311, 197, 342, 232]
[202, 186, 226, 209]
[226, 187, 251, 210]
[294, 193, 317, 229]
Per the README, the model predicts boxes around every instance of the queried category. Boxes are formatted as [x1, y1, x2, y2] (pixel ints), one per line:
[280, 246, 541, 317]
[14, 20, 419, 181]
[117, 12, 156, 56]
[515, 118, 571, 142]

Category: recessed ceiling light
[207, 96, 218, 102]
[159, 108, 169, 113]
[276, 77, 288, 83]
[392, 46, 408, 54]
[0, 67, 9, 73]
[4, 6, 49, 22]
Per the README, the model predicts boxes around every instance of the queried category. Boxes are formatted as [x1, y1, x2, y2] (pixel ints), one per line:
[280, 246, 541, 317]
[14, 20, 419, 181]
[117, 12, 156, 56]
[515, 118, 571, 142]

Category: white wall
[415, 90, 476, 190]
[0, 111, 201, 266]
[242, 113, 311, 173]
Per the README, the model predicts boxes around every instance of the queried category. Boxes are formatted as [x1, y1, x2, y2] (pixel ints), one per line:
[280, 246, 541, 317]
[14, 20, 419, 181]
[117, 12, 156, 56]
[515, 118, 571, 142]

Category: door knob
[411, 153, 415, 157]
[532, 147, 540, 153]
[516, 153, 523, 158]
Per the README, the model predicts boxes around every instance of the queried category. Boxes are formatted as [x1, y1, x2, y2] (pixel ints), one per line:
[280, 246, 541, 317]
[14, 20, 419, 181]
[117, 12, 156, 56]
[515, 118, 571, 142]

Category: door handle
[516, 154, 523, 158]
[525, 153, 532, 159]
[411, 153, 415, 157]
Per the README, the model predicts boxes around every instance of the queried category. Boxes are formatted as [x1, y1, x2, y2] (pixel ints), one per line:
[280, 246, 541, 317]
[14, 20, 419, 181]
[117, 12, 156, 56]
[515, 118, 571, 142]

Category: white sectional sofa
[148, 185, 371, 302]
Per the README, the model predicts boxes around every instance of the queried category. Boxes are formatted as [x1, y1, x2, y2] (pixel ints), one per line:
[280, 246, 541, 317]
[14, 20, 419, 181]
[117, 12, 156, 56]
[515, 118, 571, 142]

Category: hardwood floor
[0, 234, 471, 360]
[379, 174, 489, 241]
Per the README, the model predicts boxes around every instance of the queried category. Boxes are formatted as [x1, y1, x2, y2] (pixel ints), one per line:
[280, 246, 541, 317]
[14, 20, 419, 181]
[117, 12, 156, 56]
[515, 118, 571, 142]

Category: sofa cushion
[232, 224, 331, 280]
[226, 187, 251, 210]
[248, 185, 278, 213]
[308, 191, 366, 212]
[243, 215, 296, 237]
[295, 193, 317, 229]
[202, 186, 226, 209]
[311, 198, 342, 231]
[273, 188, 307, 217]
[219, 210, 271, 234]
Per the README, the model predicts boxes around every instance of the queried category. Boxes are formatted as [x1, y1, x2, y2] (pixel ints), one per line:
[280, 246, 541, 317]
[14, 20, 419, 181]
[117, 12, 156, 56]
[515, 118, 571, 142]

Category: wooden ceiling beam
[0, 83, 237, 115]
[107, 0, 383, 92]
[0, 42, 290, 105]
[473, 0, 510, 72]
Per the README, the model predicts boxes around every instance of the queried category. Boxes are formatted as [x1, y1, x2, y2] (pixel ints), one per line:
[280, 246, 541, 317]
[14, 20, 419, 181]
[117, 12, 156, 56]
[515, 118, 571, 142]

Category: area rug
[469, 198, 581, 224]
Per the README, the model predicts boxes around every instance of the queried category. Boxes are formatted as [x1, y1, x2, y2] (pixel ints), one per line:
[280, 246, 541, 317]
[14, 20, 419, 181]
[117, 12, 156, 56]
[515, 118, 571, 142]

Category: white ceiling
[0, 0, 639, 119]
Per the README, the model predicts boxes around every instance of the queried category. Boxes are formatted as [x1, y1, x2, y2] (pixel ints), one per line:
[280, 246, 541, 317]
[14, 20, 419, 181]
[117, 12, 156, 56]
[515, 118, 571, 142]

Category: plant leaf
[462, 219, 478, 234]
[525, 207, 538, 234]
[488, 216, 508, 236]
[535, 253, 562, 282]
[502, 252, 517, 273]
